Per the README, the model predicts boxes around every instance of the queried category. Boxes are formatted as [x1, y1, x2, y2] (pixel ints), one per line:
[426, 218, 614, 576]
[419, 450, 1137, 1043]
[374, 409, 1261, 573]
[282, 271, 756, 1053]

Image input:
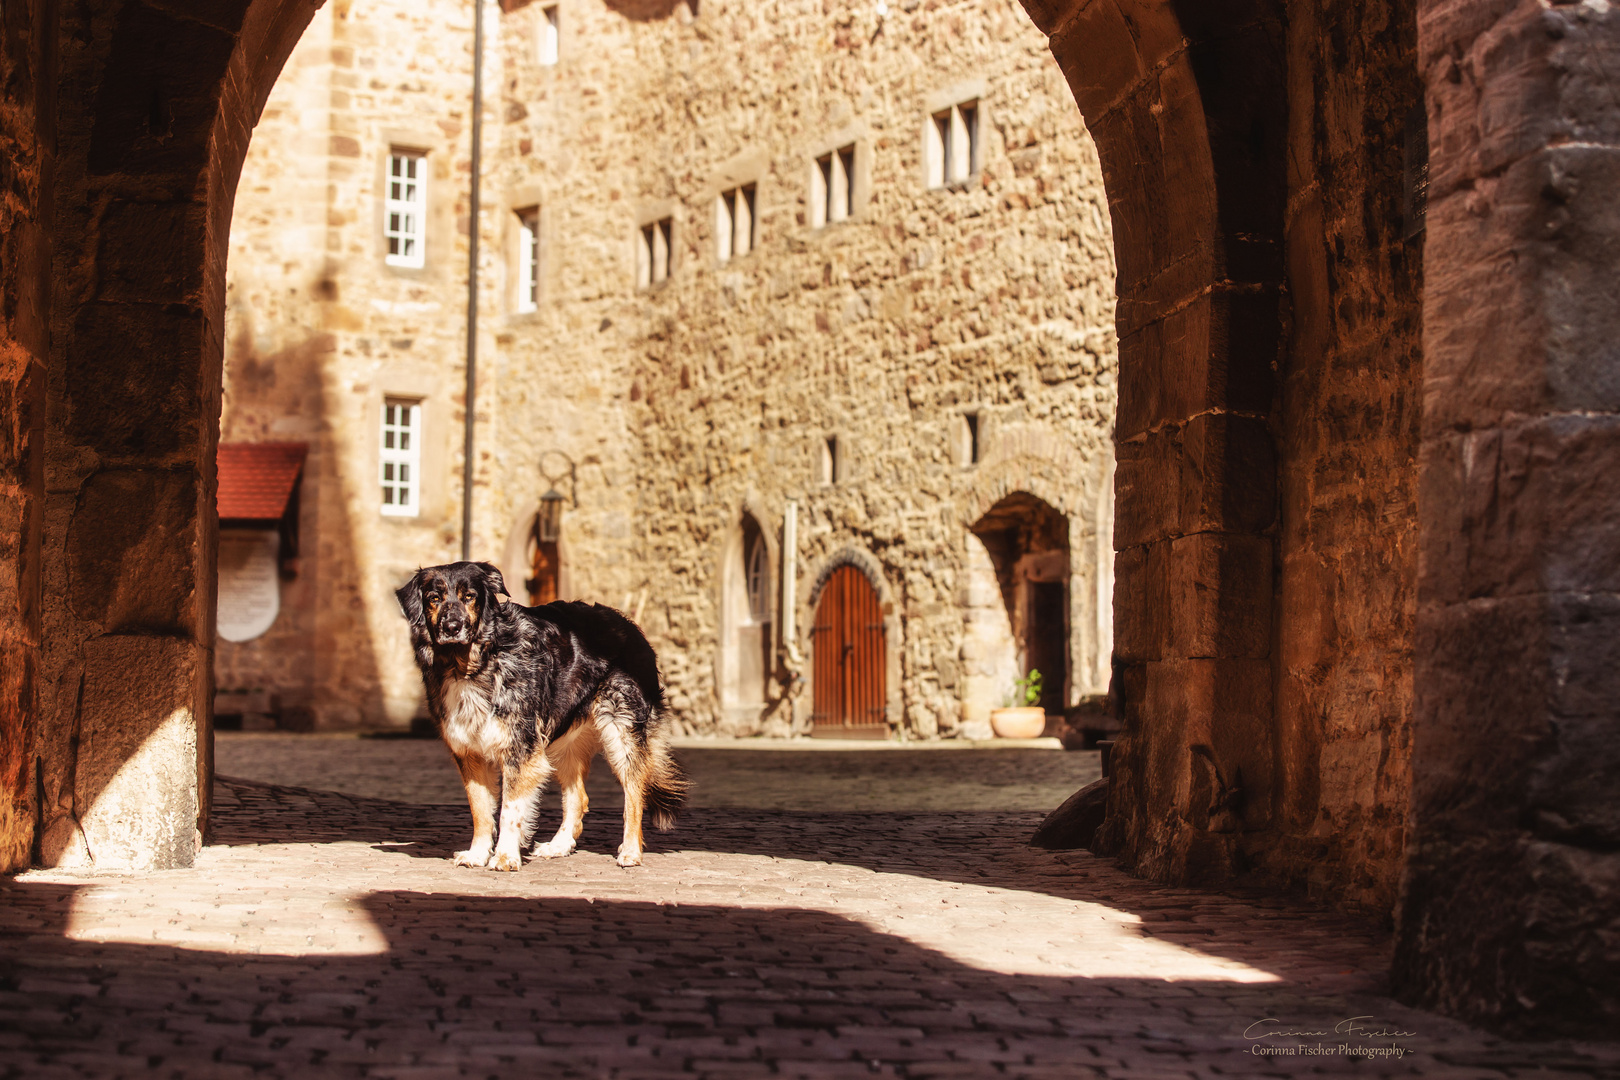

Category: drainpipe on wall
[460, 0, 486, 561]
[781, 501, 803, 666]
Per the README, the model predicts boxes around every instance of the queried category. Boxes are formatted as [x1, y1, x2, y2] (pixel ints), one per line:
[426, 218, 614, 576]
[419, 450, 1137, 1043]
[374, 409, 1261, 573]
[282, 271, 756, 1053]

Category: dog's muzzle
[436, 606, 473, 643]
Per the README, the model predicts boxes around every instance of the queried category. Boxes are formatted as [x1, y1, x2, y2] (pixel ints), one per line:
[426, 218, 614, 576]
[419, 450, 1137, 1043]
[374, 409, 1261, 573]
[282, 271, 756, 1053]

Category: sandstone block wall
[1397, 0, 1620, 1036]
[1270, 0, 1423, 913]
[222, 0, 1120, 739]
[1039, 0, 1424, 916]
[16, 0, 320, 872]
[0, 0, 52, 873]
[221, 0, 491, 729]
[518, 0, 1119, 736]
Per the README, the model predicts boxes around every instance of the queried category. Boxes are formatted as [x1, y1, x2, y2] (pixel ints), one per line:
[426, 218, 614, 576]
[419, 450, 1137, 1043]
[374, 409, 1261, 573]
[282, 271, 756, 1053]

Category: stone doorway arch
[967, 492, 1070, 720]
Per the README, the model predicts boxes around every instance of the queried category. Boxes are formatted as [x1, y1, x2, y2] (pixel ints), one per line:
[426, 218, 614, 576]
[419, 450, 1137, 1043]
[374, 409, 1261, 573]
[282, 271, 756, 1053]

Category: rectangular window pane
[518, 210, 539, 310]
[954, 103, 977, 181]
[381, 398, 422, 517]
[716, 192, 734, 261]
[838, 148, 854, 218]
[385, 152, 426, 269]
[813, 155, 831, 227]
[539, 5, 559, 65]
[930, 112, 951, 188]
[737, 185, 754, 255]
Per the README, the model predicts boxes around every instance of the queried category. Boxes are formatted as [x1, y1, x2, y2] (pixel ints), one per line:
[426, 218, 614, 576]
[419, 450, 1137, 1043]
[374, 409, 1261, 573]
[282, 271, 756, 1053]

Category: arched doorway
[811, 565, 886, 737]
[969, 493, 1070, 715]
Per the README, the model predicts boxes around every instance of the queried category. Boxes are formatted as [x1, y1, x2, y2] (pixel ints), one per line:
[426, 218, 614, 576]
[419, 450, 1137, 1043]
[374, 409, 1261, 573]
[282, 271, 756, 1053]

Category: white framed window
[811, 144, 855, 227]
[516, 208, 539, 312]
[716, 185, 755, 261]
[380, 398, 422, 516]
[637, 217, 672, 288]
[538, 4, 559, 66]
[926, 100, 979, 188]
[385, 151, 426, 268]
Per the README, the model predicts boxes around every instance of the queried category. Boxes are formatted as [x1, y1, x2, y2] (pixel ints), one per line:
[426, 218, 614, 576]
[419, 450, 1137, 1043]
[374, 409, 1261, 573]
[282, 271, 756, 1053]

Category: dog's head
[396, 561, 509, 653]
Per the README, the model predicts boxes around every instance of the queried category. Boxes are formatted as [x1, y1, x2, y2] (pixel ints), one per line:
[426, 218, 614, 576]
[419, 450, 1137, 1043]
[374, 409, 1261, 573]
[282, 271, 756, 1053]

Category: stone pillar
[29, 0, 320, 871]
[1029, 0, 1285, 884]
[1398, 0, 1620, 1037]
[0, 0, 53, 874]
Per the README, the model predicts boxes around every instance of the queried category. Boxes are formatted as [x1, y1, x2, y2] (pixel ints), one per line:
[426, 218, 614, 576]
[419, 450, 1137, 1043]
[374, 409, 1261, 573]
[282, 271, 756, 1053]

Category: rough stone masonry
[218, 0, 1120, 741]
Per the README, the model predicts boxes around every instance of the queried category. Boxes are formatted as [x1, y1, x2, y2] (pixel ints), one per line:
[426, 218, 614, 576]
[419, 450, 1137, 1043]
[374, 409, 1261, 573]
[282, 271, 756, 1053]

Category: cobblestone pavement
[214, 733, 1102, 811]
[4, 771, 1618, 1078]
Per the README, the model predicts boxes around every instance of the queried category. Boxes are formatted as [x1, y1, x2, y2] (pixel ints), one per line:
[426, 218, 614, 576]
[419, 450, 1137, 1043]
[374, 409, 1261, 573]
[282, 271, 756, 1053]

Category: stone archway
[0, 0, 1288, 877]
[0, 0, 326, 871]
[1, 0, 1613, 1038]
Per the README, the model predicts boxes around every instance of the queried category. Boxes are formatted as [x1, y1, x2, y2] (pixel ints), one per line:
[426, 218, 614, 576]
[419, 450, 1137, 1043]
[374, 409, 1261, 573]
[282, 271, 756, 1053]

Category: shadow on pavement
[0, 878, 1527, 1080]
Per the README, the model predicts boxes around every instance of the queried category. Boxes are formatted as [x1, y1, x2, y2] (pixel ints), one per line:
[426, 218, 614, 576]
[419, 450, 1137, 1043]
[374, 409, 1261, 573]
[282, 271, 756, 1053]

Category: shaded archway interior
[970, 492, 1069, 713]
[0, 0, 1612, 1038]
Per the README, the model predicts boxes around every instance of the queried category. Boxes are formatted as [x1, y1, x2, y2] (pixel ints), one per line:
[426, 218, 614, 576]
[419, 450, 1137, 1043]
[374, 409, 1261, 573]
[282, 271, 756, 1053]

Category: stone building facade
[217, 0, 488, 729]
[217, 0, 1120, 738]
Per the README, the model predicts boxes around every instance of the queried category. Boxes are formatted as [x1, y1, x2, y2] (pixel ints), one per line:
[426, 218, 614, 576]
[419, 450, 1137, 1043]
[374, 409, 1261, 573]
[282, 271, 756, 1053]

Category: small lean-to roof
[217, 442, 307, 520]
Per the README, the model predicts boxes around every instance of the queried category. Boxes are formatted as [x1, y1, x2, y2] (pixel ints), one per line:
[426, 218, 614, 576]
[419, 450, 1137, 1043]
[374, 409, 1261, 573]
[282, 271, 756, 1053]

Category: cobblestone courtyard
[3, 738, 1616, 1079]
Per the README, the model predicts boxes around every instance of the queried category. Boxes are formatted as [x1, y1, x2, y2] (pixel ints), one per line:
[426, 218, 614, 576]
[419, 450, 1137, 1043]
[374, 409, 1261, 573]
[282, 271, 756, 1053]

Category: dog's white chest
[439, 674, 506, 759]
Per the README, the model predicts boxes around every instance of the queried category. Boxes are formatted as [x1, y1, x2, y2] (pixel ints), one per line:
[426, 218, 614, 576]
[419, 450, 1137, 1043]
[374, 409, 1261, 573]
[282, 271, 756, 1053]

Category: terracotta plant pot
[989, 706, 1046, 739]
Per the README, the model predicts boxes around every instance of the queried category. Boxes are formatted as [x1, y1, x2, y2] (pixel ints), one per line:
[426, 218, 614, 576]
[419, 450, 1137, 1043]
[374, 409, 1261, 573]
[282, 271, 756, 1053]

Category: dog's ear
[396, 570, 427, 626]
[474, 562, 509, 599]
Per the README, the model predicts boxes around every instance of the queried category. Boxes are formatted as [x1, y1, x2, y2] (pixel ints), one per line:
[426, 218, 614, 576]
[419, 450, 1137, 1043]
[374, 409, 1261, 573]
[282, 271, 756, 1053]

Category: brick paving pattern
[3, 745, 1617, 1078]
[212, 733, 1101, 811]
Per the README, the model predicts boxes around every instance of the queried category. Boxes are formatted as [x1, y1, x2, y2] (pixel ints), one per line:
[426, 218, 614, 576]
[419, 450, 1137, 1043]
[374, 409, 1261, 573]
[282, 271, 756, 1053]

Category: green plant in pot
[991, 669, 1046, 738]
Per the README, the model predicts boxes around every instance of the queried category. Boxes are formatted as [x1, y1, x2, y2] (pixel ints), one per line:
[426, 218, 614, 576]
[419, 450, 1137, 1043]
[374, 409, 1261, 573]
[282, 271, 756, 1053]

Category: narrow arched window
[745, 533, 768, 623]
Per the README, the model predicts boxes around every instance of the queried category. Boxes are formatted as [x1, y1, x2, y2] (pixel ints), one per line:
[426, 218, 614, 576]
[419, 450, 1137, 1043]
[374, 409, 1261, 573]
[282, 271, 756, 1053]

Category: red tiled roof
[218, 442, 307, 520]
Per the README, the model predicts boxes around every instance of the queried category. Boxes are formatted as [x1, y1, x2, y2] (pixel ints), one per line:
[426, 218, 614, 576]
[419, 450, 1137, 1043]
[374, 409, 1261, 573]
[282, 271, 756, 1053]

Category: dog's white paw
[616, 846, 643, 868]
[489, 849, 523, 872]
[453, 848, 491, 868]
[535, 837, 576, 859]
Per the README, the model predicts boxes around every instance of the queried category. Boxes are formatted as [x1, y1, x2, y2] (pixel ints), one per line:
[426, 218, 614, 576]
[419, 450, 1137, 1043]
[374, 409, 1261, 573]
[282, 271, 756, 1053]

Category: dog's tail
[644, 735, 689, 832]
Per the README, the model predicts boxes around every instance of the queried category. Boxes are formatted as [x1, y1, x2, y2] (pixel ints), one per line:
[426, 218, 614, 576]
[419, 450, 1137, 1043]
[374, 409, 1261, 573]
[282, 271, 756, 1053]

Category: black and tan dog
[396, 561, 687, 871]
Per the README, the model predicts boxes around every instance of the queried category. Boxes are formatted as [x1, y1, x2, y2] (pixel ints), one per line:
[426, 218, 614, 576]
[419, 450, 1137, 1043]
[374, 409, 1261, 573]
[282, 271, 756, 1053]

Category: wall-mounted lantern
[526, 450, 576, 606]
[537, 485, 565, 543]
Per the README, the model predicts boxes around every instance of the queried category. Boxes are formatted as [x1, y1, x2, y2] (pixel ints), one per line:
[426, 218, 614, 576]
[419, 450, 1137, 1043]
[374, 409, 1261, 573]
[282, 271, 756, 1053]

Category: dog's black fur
[396, 561, 686, 871]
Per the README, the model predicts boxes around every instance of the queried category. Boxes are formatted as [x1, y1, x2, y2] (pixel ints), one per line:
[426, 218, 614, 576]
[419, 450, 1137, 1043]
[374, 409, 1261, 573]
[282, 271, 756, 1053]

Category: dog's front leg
[491, 749, 554, 871]
[452, 753, 500, 867]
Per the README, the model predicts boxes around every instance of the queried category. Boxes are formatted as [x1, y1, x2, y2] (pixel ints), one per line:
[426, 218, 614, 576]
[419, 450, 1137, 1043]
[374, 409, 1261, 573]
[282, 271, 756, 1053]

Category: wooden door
[811, 565, 886, 733]
[525, 516, 559, 606]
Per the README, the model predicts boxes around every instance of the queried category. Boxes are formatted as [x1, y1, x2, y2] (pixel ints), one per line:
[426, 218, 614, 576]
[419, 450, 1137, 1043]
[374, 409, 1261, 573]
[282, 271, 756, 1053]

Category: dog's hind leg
[452, 753, 501, 868]
[536, 726, 596, 859]
[491, 749, 554, 872]
[594, 692, 653, 868]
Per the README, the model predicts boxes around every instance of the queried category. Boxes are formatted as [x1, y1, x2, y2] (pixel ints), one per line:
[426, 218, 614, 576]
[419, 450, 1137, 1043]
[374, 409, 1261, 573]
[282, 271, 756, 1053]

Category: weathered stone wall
[491, 0, 1119, 736]
[28, 0, 320, 870]
[220, 0, 485, 728]
[223, 0, 1120, 738]
[1269, 0, 1422, 913]
[1397, 0, 1620, 1036]
[0, 0, 53, 872]
[1043, 0, 1424, 916]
